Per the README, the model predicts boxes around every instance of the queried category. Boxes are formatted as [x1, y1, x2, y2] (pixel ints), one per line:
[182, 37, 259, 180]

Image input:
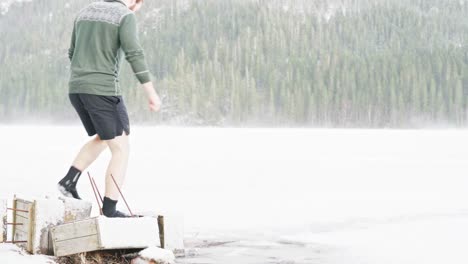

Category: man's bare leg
[104, 133, 129, 199]
[58, 135, 108, 199]
[101, 133, 130, 217]
[72, 135, 108, 171]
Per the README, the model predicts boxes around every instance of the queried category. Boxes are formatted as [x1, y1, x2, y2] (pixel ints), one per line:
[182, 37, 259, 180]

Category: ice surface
[0, 126, 467, 263]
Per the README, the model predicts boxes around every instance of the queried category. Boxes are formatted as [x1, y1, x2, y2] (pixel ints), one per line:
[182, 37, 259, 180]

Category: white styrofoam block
[32, 199, 64, 254]
[133, 211, 185, 252]
[59, 197, 92, 223]
[163, 214, 184, 251]
[98, 216, 160, 249]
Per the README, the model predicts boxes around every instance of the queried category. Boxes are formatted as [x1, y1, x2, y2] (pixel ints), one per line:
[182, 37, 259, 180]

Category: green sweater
[68, 0, 151, 96]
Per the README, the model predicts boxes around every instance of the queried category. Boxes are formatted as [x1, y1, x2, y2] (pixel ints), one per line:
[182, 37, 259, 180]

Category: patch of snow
[0, 244, 55, 264]
[31, 198, 64, 254]
[139, 246, 175, 264]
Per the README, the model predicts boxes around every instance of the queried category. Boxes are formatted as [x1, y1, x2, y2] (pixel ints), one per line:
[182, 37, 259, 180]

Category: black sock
[59, 166, 82, 189]
[102, 197, 118, 217]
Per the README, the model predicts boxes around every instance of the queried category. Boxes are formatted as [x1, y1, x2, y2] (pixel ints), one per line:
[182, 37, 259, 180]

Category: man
[57, 0, 161, 218]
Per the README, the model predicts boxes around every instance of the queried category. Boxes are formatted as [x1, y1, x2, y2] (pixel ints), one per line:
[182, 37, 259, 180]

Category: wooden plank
[12, 198, 18, 243]
[51, 225, 58, 257]
[47, 230, 54, 256]
[158, 215, 164, 248]
[27, 200, 36, 253]
[52, 218, 98, 241]
[54, 234, 100, 257]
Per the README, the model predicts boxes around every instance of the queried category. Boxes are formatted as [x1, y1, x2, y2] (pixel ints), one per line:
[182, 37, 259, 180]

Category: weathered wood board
[12, 198, 34, 251]
[51, 217, 100, 257]
[51, 216, 160, 257]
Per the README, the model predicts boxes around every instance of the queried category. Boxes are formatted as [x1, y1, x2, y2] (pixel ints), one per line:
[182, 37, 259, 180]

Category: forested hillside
[0, 0, 467, 127]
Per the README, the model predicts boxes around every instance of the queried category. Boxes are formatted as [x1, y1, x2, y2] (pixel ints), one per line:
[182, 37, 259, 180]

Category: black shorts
[69, 93, 130, 140]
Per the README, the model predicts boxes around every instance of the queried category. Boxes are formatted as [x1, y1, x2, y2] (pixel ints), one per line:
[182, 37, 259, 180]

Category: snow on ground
[138, 246, 175, 264]
[0, 243, 54, 263]
[0, 126, 468, 263]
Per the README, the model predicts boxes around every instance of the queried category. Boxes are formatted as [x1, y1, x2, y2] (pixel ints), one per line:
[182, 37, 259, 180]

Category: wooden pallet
[50, 216, 160, 257]
[11, 198, 35, 252]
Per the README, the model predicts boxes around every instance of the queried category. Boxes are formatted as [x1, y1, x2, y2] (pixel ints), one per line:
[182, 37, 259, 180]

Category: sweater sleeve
[68, 22, 76, 61]
[119, 13, 151, 84]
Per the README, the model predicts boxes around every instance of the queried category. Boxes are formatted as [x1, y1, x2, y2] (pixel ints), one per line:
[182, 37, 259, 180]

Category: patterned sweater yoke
[76, 1, 131, 26]
[68, 0, 151, 96]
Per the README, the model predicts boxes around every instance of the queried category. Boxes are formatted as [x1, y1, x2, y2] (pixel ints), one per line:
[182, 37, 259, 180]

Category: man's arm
[119, 13, 151, 84]
[119, 13, 161, 111]
[68, 22, 76, 61]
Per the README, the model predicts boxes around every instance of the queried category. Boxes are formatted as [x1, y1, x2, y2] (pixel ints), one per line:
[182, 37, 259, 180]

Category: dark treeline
[0, 0, 467, 127]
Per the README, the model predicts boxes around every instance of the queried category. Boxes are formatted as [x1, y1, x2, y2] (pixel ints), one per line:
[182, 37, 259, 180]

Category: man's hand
[129, 0, 143, 12]
[142, 82, 161, 112]
[148, 92, 161, 112]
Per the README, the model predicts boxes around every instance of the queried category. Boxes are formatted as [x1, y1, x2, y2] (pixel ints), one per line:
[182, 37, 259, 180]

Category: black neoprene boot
[58, 166, 82, 200]
[102, 196, 130, 218]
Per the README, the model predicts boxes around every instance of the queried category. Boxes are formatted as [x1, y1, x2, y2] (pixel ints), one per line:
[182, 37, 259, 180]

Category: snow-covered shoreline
[1, 126, 467, 263]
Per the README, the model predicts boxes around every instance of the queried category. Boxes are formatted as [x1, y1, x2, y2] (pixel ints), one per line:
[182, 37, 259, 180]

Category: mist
[1, 0, 468, 263]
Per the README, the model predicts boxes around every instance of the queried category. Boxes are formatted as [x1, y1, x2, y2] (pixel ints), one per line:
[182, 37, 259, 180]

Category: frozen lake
[1, 126, 467, 263]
